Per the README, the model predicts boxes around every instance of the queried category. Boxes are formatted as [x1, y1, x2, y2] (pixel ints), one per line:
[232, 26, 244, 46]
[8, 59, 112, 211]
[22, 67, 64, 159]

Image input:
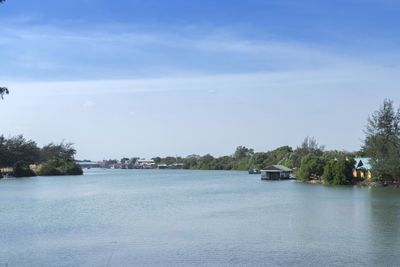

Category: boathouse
[353, 158, 372, 180]
[261, 165, 293, 180]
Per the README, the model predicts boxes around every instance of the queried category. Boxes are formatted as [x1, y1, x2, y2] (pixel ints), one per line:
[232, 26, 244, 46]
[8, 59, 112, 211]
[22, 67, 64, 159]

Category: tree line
[112, 99, 400, 186]
[0, 135, 83, 177]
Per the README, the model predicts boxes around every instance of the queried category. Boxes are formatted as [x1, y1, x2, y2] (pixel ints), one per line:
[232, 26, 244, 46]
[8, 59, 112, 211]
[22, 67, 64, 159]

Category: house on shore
[261, 165, 293, 180]
[353, 158, 372, 180]
[135, 159, 155, 169]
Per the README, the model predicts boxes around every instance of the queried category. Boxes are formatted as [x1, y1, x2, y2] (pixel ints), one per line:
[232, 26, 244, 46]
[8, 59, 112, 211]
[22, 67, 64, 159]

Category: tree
[0, 87, 9, 100]
[0, 135, 40, 167]
[249, 152, 269, 169]
[197, 154, 216, 170]
[13, 161, 36, 178]
[297, 154, 325, 181]
[233, 146, 254, 160]
[38, 159, 83, 176]
[290, 137, 325, 168]
[323, 157, 355, 185]
[40, 142, 76, 162]
[1, 1, 8, 100]
[152, 157, 162, 164]
[363, 99, 400, 181]
[183, 155, 200, 169]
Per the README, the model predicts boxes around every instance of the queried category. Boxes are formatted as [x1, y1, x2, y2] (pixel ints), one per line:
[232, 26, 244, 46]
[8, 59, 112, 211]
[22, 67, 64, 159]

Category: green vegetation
[297, 154, 325, 181]
[13, 161, 36, 178]
[150, 139, 355, 180]
[0, 135, 82, 178]
[363, 99, 400, 182]
[38, 159, 83, 176]
[323, 157, 356, 185]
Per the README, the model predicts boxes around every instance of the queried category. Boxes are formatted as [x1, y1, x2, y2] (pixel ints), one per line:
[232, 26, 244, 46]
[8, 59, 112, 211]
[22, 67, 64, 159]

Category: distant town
[77, 159, 184, 170]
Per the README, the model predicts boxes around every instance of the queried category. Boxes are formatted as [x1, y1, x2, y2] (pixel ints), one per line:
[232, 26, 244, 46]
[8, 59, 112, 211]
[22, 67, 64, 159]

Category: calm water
[1, 169, 400, 266]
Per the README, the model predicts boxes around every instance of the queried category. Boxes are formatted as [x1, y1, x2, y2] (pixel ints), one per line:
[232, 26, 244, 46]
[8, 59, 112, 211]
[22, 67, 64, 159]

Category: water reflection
[368, 188, 400, 265]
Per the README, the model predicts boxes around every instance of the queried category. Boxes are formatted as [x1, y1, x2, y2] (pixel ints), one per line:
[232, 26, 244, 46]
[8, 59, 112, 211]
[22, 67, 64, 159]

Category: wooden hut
[261, 165, 293, 180]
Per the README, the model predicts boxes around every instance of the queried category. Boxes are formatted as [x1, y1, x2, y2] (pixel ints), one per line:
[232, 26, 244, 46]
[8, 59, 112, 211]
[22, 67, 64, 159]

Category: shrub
[13, 161, 36, 178]
[323, 157, 356, 185]
[38, 159, 83, 176]
[297, 154, 325, 181]
[58, 161, 83, 175]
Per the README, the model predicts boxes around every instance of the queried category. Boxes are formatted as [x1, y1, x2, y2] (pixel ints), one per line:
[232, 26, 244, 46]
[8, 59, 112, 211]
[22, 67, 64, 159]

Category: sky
[1, 0, 400, 160]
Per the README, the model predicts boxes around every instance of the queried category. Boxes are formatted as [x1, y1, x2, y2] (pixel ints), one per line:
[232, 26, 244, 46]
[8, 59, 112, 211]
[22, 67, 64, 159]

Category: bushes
[12, 161, 36, 178]
[297, 154, 325, 181]
[323, 158, 356, 185]
[38, 159, 83, 176]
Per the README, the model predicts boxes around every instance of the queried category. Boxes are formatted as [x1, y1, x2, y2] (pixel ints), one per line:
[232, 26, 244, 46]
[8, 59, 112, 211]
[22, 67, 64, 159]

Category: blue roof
[354, 158, 372, 170]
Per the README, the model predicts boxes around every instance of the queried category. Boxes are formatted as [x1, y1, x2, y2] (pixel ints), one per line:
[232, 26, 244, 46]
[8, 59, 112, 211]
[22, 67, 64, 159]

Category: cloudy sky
[1, 0, 400, 160]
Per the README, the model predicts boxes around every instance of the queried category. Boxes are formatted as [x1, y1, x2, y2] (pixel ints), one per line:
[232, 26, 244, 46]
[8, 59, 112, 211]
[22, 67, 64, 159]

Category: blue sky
[1, 0, 400, 160]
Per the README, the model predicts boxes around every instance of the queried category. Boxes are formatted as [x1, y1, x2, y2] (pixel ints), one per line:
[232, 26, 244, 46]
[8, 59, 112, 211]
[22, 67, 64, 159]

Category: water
[1, 169, 400, 266]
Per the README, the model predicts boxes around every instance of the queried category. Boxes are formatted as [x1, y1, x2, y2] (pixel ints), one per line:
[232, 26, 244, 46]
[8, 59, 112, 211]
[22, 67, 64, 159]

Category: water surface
[1, 169, 400, 266]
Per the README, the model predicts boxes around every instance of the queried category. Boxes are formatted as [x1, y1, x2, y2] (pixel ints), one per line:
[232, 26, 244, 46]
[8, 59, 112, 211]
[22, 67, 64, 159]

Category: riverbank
[301, 178, 400, 188]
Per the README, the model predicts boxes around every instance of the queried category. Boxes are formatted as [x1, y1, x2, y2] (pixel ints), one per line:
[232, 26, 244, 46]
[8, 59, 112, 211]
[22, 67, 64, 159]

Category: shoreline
[302, 179, 400, 188]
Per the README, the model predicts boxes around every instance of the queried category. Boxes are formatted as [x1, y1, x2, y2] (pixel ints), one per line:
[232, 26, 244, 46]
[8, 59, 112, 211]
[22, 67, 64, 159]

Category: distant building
[261, 165, 293, 180]
[353, 158, 372, 180]
[135, 159, 155, 169]
[157, 164, 168, 169]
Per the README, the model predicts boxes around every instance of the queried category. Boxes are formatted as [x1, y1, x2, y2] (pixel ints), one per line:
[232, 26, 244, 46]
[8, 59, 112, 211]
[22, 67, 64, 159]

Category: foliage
[183, 155, 200, 169]
[363, 99, 400, 181]
[38, 159, 83, 176]
[197, 154, 216, 170]
[290, 137, 325, 168]
[40, 142, 76, 162]
[0, 87, 9, 100]
[297, 154, 325, 181]
[233, 146, 254, 160]
[13, 161, 36, 178]
[0, 135, 40, 167]
[38, 160, 61, 176]
[152, 157, 162, 164]
[323, 157, 356, 185]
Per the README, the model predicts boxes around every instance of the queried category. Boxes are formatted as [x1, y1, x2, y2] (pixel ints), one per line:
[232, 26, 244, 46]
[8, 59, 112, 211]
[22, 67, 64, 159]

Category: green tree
[0, 1, 8, 100]
[13, 161, 36, 178]
[290, 137, 325, 168]
[323, 157, 356, 185]
[297, 154, 325, 181]
[249, 152, 269, 169]
[0, 135, 40, 167]
[38, 159, 83, 176]
[215, 156, 234, 170]
[363, 99, 400, 181]
[40, 142, 76, 162]
[183, 154, 200, 169]
[197, 154, 216, 170]
[152, 157, 162, 164]
[233, 146, 254, 160]
[161, 156, 177, 165]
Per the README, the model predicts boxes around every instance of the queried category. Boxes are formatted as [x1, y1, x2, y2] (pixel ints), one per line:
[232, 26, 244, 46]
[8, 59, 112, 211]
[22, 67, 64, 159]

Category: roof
[261, 165, 292, 172]
[354, 158, 372, 170]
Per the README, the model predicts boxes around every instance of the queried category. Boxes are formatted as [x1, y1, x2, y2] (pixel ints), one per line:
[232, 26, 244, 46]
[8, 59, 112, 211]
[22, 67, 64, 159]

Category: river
[1, 169, 400, 266]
